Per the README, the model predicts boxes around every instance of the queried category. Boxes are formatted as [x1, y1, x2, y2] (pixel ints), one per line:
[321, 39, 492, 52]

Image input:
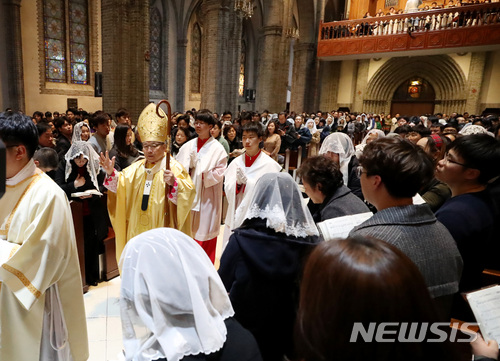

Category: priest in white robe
[0, 112, 88, 361]
[223, 121, 281, 249]
[177, 109, 227, 263]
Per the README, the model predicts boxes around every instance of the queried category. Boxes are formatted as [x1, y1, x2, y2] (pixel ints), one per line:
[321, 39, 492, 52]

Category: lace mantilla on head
[235, 172, 319, 239]
[64, 141, 101, 191]
[243, 203, 319, 238]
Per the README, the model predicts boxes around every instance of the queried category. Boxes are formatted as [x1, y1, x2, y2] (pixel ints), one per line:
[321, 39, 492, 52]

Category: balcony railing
[318, 3, 500, 59]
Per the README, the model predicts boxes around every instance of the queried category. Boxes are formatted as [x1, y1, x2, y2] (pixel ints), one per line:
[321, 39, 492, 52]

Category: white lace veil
[71, 122, 90, 142]
[305, 118, 317, 133]
[234, 172, 319, 239]
[64, 141, 101, 190]
[356, 129, 385, 158]
[119, 228, 234, 361]
[319, 132, 355, 185]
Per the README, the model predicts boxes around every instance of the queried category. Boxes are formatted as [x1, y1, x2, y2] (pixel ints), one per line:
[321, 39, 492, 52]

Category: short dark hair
[177, 114, 190, 126]
[54, 116, 70, 130]
[115, 108, 129, 119]
[359, 137, 434, 198]
[90, 111, 111, 129]
[44, 111, 52, 118]
[411, 124, 431, 137]
[240, 111, 252, 122]
[241, 121, 264, 137]
[449, 134, 500, 184]
[36, 122, 52, 136]
[0, 112, 38, 158]
[33, 147, 59, 170]
[298, 156, 343, 197]
[394, 125, 411, 135]
[32, 111, 43, 119]
[195, 109, 216, 126]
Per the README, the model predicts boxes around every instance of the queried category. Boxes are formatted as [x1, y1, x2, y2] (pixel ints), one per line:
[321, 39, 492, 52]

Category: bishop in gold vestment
[102, 103, 195, 261]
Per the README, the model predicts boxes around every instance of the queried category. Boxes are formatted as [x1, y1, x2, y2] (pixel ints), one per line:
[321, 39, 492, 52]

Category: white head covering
[72, 122, 91, 142]
[459, 124, 494, 137]
[120, 228, 234, 361]
[355, 129, 385, 158]
[305, 118, 317, 133]
[319, 132, 355, 185]
[64, 141, 101, 190]
[235, 172, 319, 239]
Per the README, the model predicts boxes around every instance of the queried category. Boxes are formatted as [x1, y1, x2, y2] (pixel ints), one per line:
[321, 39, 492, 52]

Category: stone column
[255, 0, 288, 113]
[318, 61, 341, 111]
[199, 0, 242, 114]
[101, 0, 149, 123]
[465, 52, 486, 115]
[290, 42, 316, 112]
[352, 59, 370, 112]
[176, 39, 188, 112]
[2, 0, 25, 112]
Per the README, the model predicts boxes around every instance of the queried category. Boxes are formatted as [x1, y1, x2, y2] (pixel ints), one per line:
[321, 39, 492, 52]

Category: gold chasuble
[107, 158, 195, 262]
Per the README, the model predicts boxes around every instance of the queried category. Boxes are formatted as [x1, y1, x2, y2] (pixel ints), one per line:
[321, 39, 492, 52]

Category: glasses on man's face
[142, 142, 164, 150]
[443, 152, 469, 168]
[356, 166, 367, 178]
[194, 121, 207, 127]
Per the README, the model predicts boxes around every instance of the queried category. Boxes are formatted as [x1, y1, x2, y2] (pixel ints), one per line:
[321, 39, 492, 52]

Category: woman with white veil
[55, 141, 108, 285]
[305, 118, 321, 157]
[319, 132, 363, 199]
[355, 129, 385, 158]
[219, 172, 319, 361]
[72, 121, 91, 142]
[120, 228, 262, 361]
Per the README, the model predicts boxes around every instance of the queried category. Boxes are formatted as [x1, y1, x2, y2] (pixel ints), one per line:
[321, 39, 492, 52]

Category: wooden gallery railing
[318, 3, 500, 57]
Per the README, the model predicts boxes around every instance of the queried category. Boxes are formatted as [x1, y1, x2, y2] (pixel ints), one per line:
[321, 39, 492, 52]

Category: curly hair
[298, 156, 343, 197]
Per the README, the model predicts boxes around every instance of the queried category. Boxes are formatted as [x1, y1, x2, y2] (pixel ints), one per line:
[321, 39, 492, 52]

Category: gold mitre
[137, 103, 169, 142]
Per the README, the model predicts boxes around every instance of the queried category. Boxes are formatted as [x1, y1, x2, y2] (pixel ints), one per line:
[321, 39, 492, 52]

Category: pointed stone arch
[364, 55, 467, 115]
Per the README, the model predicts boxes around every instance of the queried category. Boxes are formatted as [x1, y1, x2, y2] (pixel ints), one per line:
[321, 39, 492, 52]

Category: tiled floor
[84, 225, 226, 360]
[84, 277, 125, 361]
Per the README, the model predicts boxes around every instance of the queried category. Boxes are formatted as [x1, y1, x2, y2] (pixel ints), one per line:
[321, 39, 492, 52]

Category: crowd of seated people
[10, 104, 500, 360]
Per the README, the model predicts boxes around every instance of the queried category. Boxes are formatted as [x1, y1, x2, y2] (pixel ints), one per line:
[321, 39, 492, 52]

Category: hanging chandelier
[234, 0, 253, 19]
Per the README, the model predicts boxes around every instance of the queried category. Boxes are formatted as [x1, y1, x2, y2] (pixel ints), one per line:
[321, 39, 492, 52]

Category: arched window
[239, 40, 246, 97]
[190, 23, 201, 94]
[150, 7, 163, 91]
[43, 0, 89, 84]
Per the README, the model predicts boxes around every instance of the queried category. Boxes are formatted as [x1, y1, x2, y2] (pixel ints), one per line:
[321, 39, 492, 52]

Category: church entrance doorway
[390, 78, 435, 117]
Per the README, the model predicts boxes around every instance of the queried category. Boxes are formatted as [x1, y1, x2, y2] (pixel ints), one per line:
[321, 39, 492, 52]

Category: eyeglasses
[142, 142, 164, 150]
[443, 152, 469, 168]
[356, 166, 367, 178]
[194, 121, 207, 126]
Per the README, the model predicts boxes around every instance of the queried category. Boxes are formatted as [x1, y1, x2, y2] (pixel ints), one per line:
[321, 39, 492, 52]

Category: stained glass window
[44, 0, 66, 82]
[150, 7, 162, 91]
[43, 0, 89, 84]
[239, 41, 246, 97]
[190, 23, 201, 94]
[69, 0, 89, 84]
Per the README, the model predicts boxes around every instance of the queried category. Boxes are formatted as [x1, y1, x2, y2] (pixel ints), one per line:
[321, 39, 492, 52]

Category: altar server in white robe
[223, 121, 281, 249]
[177, 109, 227, 263]
[0, 112, 88, 361]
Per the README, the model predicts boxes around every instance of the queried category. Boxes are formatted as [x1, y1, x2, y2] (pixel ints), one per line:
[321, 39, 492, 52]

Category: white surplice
[223, 152, 281, 248]
[0, 160, 88, 361]
[177, 137, 227, 241]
